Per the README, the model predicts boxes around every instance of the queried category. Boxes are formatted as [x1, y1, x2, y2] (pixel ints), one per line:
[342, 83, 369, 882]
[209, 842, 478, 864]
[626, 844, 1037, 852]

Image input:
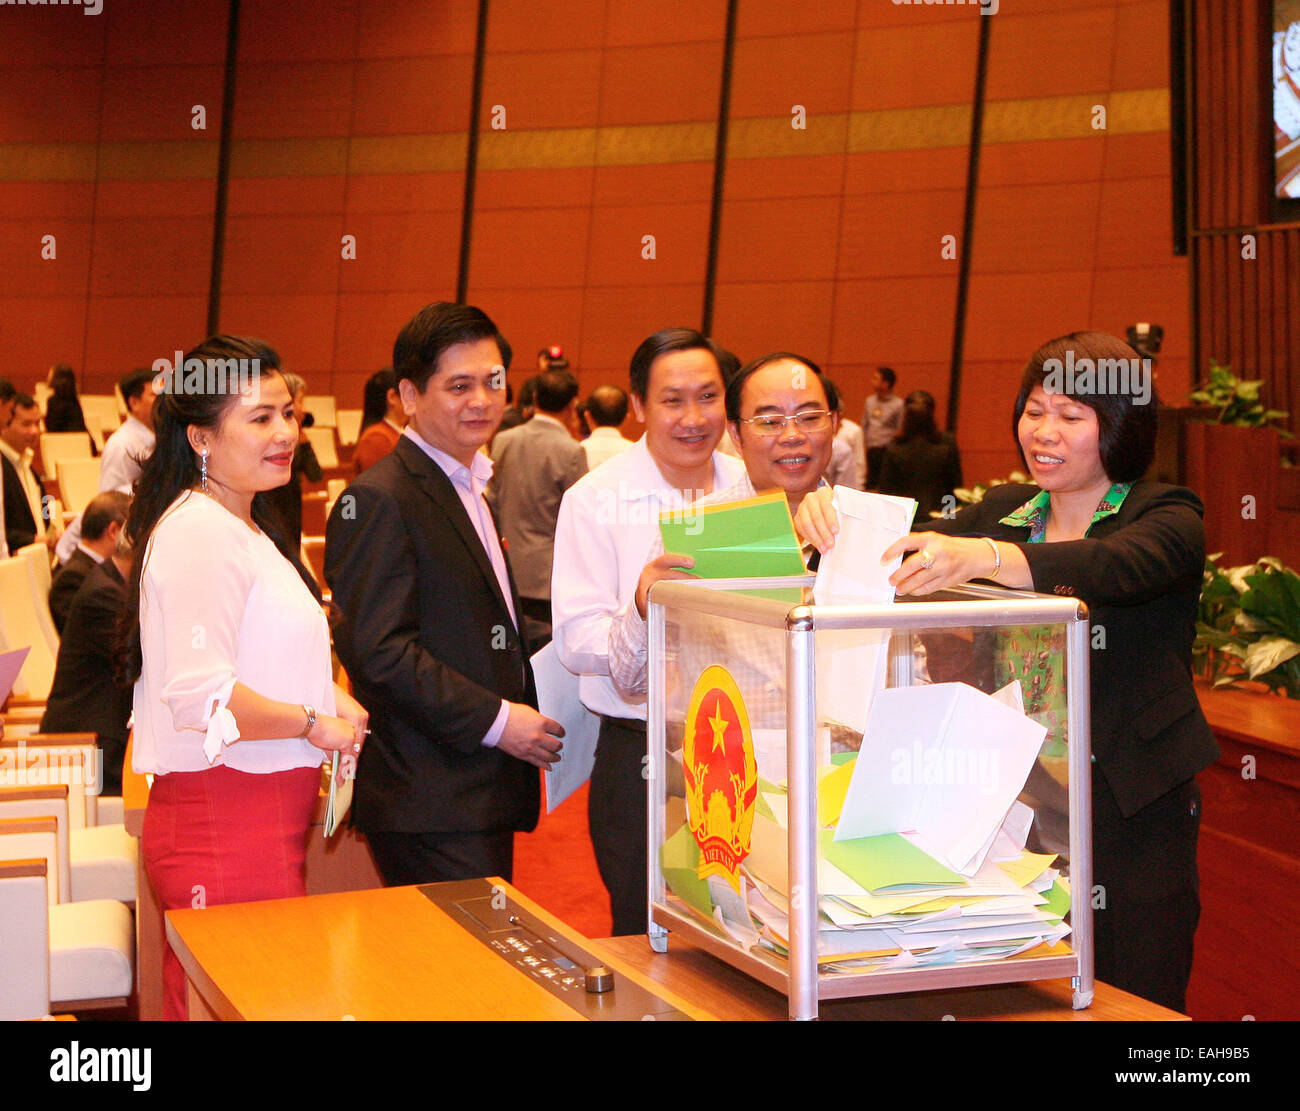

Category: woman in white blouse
[120, 336, 367, 1020]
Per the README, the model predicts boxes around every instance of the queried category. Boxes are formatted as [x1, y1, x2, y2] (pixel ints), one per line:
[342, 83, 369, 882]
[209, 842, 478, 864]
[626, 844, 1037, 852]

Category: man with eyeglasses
[607, 351, 840, 697]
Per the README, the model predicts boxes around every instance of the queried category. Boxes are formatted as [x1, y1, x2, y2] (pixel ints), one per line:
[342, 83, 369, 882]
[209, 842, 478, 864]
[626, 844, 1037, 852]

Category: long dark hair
[360, 367, 396, 431]
[898, 390, 942, 444]
[49, 364, 78, 400]
[118, 336, 321, 685]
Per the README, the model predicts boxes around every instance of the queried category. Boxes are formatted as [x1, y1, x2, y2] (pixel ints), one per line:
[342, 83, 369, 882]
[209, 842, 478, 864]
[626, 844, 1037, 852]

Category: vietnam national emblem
[681, 665, 758, 892]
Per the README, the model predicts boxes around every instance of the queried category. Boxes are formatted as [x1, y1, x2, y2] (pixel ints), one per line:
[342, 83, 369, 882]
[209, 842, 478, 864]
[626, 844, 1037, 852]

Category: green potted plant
[1194, 555, 1300, 698]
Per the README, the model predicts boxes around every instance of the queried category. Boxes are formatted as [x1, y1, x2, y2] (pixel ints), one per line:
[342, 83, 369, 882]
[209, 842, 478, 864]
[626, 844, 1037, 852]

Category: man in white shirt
[580, 385, 634, 471]
[55, 367, 156, 565]
[863, 365, 904, 490]
[607, 351, 841, 700]
[552, 327, 745, 935]
[1, 393, 60, 552]
[835, 414, 867, 490]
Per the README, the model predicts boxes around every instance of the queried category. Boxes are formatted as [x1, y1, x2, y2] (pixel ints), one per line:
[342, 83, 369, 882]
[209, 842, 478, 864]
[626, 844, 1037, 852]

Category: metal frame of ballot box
[645, 576, 1094, 1021]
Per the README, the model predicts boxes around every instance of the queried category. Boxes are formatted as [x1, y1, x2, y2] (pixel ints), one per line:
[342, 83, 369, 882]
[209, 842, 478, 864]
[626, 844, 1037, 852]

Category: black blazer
[878, 434, 963, 521]
[48, 547, 98, 634]
[41, 559, 132, 795]
[324, 435, 539, 835]
[927, 481, 1219, 818]
[2, 453, 39, 552]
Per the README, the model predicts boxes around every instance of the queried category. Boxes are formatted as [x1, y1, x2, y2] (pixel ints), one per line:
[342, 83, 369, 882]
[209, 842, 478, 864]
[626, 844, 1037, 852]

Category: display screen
[1273, 1, 1300, 197]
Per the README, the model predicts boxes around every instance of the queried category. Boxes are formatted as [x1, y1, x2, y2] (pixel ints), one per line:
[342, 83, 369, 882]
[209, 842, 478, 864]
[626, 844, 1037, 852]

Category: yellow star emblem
[708, 700, 730, 756]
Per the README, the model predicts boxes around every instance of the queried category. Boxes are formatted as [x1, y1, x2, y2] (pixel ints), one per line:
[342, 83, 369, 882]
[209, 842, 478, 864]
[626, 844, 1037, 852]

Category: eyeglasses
[736, 410, 834, 436]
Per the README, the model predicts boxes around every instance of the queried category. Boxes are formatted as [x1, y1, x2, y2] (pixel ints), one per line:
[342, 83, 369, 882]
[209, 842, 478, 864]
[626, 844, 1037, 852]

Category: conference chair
[55, 457, 101, 516]
[305, 395, 337, 428]
[0, 556, 57, 701]
[0, 813, 133, 1019]
[16, 542, 60, 659]
[305, 425, 340, 469]
[38, 431, 93, 474]
[336, 408, 362, 446]
[78, 395, 123, 453]
[0, 734, 136, 903]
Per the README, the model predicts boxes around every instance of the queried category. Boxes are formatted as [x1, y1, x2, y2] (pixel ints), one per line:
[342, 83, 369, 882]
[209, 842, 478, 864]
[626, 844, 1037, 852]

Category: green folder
[659, 491, 806, 579]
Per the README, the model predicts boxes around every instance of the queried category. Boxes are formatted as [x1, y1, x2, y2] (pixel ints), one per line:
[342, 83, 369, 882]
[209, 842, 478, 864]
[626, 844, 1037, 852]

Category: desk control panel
[419, 880, 691, 1021]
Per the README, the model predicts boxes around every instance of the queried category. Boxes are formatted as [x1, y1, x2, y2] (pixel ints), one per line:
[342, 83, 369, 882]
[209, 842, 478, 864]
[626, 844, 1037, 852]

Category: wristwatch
[300, 704, 317, 738]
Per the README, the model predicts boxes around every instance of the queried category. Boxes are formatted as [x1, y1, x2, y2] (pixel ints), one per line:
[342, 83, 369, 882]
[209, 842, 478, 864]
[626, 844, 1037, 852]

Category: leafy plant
[953, 471, 1031, 506]
[1194, 554, 1300, 698]
[1188, 359, 1290, 431]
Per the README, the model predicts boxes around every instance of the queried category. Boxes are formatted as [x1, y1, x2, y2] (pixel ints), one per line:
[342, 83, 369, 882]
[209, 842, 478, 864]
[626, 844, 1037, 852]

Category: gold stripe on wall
[0, 89, 1171, 183]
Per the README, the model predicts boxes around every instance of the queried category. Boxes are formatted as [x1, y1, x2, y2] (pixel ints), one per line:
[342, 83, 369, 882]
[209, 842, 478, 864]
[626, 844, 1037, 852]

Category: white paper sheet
[835, 682, 1047, 877]
[532, 641, 601, 812]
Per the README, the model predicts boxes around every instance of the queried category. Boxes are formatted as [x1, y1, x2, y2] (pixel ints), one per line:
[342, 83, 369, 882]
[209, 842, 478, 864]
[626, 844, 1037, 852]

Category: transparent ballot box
[646, 577, 1093, 1021]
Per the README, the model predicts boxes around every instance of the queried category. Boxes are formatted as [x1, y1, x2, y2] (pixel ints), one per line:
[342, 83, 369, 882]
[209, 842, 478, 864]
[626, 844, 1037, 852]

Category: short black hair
[713, 345, 742, 383]
[12, 391, 37, 411]
[628, 327, 718, 399]
[535, 368, 579, 413]
[82, 490, 131, 541]
[725, 352, 840, 422]
[1013, 331, 1158, 484]
[393, 301, 508, 393]
[586, 385, 628, 427]
[119, 367, 155, 404]
[518, 376, 539, 410]
[0, 377, 14, 404]
[876, 366, 896, 388]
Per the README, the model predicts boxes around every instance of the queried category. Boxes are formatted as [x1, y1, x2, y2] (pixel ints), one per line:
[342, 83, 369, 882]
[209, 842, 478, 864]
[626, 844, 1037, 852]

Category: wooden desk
[122, 753, 382, 1021]
[166, 882, 710, 1021]
[1189, 680, 1300, 1020]
[164, 881, 1183, 1021]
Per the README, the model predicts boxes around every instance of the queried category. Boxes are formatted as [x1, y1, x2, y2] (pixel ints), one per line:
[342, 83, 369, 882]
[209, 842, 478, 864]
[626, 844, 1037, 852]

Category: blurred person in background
[44, 363, 88, 435]
[355, 367, 405, 474]
[877, 390, 963, 520]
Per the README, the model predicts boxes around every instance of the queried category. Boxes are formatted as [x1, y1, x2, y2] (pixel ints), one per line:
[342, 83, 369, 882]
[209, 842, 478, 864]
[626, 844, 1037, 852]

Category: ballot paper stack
[660, 678, 1073, 973]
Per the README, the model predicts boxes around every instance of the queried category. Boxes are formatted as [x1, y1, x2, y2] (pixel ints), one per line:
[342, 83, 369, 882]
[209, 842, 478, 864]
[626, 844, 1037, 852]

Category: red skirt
[142, 763, 320, 1020]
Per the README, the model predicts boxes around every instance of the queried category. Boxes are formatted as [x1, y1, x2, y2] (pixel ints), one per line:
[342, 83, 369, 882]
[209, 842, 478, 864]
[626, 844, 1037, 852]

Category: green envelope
[659, 491, 806, 579]
[661, 820, 714, 919]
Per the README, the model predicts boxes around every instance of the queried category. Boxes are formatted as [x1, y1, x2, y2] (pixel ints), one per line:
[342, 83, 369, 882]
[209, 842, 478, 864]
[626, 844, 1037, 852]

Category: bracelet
[982, 537, 1001, 581]
[300, 704, 317, 738]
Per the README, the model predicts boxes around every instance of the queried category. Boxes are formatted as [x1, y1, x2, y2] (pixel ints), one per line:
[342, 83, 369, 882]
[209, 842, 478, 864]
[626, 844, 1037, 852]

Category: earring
[199, 450, 209, 494]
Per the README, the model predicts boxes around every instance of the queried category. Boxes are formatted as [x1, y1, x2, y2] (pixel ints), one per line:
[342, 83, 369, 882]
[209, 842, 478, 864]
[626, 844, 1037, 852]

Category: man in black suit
[325, 301, 563, 887]
[48, 490, 129, 634]
[2, 392, 59, 553]
[41, 535, 133, 794]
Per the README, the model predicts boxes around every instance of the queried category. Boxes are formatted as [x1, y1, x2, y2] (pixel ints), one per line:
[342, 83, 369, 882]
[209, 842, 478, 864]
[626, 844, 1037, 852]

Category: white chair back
[16, 543, 59, 659]
[1, 740, 101, 829]
[38, 431, 93, 472]
[79, 395, 123, 452]
[56, 457, 101, 515]
[306, 396, 337, 428]
[0, 557, 57, 699]
[336, 408, 362, 446]
[306, 426, 339, 468]
[0, 817, 60, 908]
[0, 860, 50, 1019]
[0, 786, 72, 902]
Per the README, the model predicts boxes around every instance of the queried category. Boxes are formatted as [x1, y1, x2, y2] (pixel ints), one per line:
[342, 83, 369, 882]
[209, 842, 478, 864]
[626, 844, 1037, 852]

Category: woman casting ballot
[796, 331, 1218, 1014]
[122, 336, 369, 1020]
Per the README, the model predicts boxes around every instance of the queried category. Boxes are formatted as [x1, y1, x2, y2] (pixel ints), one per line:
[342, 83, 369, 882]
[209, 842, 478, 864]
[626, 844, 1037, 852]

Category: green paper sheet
[659, 491, 805, 579]
[661, 820, 714, 919]
[819, 829, 964, 893]
[1044, 877, 1071, 918]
